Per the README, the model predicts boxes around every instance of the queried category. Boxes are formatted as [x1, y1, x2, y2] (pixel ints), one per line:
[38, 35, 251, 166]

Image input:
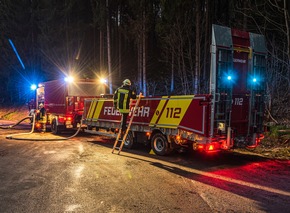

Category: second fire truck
[33, 78, 105, 134]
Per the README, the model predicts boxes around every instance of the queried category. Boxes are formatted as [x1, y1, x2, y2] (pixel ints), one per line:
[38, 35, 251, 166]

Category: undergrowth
[0, 104, 29, 121]
[249, 125, 290, 160]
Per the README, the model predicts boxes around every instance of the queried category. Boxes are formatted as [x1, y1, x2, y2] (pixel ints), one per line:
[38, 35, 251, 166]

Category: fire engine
[81, 25, 267, 155]
[33, 78, 104, 134]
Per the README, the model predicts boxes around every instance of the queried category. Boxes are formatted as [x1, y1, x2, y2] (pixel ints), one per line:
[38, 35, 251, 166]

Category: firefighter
[37, 103, 47, 133]
[113, 79, 136, 137]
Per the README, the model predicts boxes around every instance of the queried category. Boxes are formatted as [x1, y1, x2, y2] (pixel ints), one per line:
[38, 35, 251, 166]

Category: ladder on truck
[112, 93, 142, 154]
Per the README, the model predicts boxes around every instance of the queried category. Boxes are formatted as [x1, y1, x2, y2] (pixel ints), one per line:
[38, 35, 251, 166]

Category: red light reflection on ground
[190, 159, 290, 212]
[203, 160, 290, 193]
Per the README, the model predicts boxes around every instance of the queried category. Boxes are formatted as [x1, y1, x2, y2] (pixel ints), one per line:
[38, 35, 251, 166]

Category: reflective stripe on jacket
[38, 108, 47, 123]
[113, 85, 136, 113]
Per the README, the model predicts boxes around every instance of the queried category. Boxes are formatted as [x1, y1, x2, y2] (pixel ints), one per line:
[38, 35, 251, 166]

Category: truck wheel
[123, 131, 134, 149]
[51, 119, 60, 134]
[151, 133, 171, 156]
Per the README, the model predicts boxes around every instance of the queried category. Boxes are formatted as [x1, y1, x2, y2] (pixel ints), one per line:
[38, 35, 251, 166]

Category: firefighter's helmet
[123, 79, 131, 86]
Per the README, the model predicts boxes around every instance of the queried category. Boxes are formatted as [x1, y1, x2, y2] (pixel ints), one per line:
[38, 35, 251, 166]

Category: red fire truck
[81, 25, 267, 155]
[34, 78, 104, 134]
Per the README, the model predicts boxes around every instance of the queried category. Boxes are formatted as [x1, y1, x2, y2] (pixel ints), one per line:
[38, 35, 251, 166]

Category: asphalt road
[0, 123, 289, 213]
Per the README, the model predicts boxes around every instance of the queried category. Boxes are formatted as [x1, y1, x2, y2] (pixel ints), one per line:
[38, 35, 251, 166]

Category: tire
[151, 133, 171, 156]
[123, 131, 135, 149]
[51, 119, 61, 134]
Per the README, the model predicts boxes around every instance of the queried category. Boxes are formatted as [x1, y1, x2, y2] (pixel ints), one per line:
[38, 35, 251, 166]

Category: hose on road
[2, 113, 82, 141]
[0, 116, 31, 129]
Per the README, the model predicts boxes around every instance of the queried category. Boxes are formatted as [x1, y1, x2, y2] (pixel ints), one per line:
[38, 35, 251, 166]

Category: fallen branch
[266, 108, 278, 124]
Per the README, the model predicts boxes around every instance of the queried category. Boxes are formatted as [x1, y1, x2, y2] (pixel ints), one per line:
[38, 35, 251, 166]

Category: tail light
[196, 143, 219, 152]
[207, 144, 214, 151]
[66, 116, 72, 121]
[205, 144, 216, 151]
[197, 144, 204, 150]
[58, 116, 64, 123]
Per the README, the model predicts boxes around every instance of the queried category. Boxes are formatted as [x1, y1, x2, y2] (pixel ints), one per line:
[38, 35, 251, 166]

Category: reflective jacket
[37, 107, 47, 123]
[113, 85, 136, 113]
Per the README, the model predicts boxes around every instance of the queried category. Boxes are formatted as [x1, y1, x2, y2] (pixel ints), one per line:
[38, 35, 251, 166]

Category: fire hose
[2, 113, 82, 141]
[0, 116, 32, 129]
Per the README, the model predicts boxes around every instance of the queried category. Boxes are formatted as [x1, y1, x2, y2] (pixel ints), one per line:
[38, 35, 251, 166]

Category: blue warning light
[30, 84, 37, 91]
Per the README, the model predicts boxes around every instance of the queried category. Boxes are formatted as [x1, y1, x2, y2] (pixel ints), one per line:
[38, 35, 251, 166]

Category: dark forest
[0, 0, 289, 123]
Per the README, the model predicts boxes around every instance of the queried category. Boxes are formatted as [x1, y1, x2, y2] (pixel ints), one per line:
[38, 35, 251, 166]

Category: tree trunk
[171, 49, 174, 93]
[118, 5, 122, 79]
[194, 0, 201, 94]
[138, 40, 142, 91]
[100, 30, 104, 72]
[283, 0, 290, 60]
[142, 10, 147, 96]
[203, 0, 210, 93]
[243, 0, 248, 30]
[106, 0, 113, 93]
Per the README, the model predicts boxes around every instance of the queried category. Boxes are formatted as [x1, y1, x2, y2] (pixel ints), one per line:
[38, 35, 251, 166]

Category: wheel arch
[150, 131, 172, 155]
[150, 128, 166, 139]
[150, 128, 171, 143]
